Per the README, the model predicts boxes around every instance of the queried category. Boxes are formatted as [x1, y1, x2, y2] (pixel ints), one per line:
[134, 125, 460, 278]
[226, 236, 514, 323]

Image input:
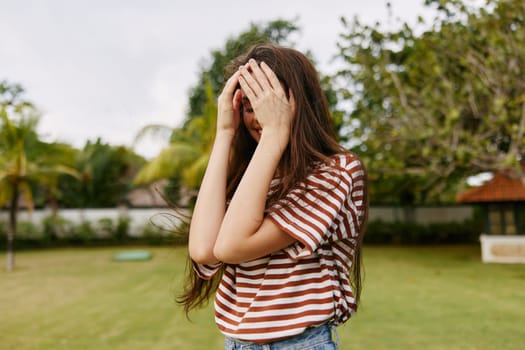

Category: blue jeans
[224, 323, 338, 350]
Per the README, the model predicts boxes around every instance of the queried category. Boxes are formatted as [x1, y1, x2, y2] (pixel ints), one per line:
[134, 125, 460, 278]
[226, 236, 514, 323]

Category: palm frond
[133, 124, 174, 146]
[28, 163, 81, 180]
[18, 181, 34, 213]
[134, 143, 201, 185]
[182, 153, 210, 188]
[0, 178, 14, 207]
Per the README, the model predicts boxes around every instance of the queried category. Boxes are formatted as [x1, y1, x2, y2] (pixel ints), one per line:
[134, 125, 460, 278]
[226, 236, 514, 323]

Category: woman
[179, 44, 368, 349]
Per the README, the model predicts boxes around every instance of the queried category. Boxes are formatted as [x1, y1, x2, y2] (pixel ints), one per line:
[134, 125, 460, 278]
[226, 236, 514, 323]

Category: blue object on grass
[112, 250, 152, 261]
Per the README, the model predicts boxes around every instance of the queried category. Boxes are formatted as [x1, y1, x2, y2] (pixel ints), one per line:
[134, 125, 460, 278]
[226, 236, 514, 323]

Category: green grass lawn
[1, 245, 524, 350]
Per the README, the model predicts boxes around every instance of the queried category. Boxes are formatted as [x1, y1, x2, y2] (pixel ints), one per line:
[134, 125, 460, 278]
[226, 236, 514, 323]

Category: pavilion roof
[126, 180, 169, 207]
[456, 171, 525, 203]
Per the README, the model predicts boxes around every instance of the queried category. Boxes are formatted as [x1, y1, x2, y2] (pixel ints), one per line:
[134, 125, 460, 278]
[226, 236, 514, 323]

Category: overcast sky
[1, 0, 437, 158]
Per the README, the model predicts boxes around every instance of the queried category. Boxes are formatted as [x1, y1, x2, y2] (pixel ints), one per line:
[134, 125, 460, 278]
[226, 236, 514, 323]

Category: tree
[187, 18, 346, 139]
[187, 19, 300, 119]
[336, 0, 525, 203]
[0, 81, 78, 271]
[135, 19, 348, 207]
[36, 142, 78, 238]
[58, 138, 145, 208]
[134, 82, 217, 196]
[134, 20, 304, 200]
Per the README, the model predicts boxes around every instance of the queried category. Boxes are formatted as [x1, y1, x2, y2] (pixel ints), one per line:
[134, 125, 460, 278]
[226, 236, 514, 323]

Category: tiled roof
[126, 180, 169, 207]
[456, 172, 525, 203]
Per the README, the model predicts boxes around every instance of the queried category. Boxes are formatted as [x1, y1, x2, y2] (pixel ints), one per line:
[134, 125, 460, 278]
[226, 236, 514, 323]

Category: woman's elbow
[189, 245, 219, 265]
[213, 240, 242, 264]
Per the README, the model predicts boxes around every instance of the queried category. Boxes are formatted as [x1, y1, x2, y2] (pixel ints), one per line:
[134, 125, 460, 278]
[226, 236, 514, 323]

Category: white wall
[1, 205, 475, 236]
[0, 207, 184, 236]
[369, 205, 475, 224]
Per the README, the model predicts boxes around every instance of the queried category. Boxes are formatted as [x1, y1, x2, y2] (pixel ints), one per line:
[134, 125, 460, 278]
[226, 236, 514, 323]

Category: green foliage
[140, 216, 188, 246]
[1, 80, 81, 271]
[187, 19, 300, 118]
[0, 214, 481, 249]
[336, 0, 525, 203]
[41, 215, 74, 241]
[0, 214, 187, 249]
[134, 82, 216, 193]
[71, 221, 96, 243]
[115, 216, 131, 241]
[135, 19, 345, 199]
[15, 220, 41, 239]
[134, 20, 302, 194]
[140, 223, 168, 245]
[365, 219, 482, 244]
[96, 218, 114, 238]
[0, 82, 39, 210]
[59, 138, 145, 208]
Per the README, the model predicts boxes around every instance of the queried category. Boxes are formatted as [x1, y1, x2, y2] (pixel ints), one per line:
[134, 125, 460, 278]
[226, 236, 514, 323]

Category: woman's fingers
[239, 59, 294, 133]
[247, 59, 273, 90]
[232, 88, 242, 116]
[219, 71, 241, 102]
[232, 88, 242, 106]
[239, 65, 263, 97]
[240, 60, 286, 100]
[216, 71, 243, 134]
[238, 75, 256, 102]
[260, 62, 285, 95]
[230, 88, 242, 130]
[239, 59, 274, 97]
[226, 70, 241, 90]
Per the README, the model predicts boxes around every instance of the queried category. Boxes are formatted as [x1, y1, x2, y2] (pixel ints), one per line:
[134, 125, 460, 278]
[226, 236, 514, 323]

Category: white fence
[369, 205, 475, 224]
[1, 205, 475, 236]
[0, 207, 183, 236]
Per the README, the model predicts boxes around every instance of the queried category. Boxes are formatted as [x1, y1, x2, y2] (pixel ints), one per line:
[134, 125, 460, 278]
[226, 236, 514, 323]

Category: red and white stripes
[194, 153, 367, 343]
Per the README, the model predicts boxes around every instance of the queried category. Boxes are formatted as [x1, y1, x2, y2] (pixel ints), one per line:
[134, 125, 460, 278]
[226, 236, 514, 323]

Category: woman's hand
[216, 70, 243, 137]
[189, 72, 242, 265]
[238, 59, 295, 145]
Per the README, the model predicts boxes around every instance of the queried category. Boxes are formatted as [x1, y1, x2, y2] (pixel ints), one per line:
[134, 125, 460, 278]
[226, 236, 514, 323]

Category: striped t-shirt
[194, 152, 367, 343]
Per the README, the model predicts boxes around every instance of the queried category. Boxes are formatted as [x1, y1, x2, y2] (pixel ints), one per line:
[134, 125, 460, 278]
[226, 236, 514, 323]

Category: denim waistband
[224, 323, 338, 350]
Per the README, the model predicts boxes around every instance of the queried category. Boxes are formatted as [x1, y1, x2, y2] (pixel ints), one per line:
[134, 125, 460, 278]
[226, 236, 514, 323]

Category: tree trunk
[6, 186, 19, 272]
[49, 197, 61, 240]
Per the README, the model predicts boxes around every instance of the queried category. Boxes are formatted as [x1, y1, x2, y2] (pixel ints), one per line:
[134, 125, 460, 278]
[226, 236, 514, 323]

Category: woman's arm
[213, 60, 297, 264]
[213, 134, 296, 264]
[188, 71, 242, 265]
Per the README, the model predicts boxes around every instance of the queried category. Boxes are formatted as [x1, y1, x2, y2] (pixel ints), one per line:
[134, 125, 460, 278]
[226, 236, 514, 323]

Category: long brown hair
[177, 44, 368, 315]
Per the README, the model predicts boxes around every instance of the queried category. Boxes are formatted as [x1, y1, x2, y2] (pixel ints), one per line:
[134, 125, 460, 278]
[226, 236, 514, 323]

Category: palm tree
[38, 142, 78, 239]
[0, 82, 79, 272]
[134, 82, 217, 191]
[56, 139, 145, 208]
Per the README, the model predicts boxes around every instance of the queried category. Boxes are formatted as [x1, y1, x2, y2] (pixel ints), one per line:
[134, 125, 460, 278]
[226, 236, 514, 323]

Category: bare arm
[213, 60, 297, 264]
[213, 134, 296, 264]
[188, 71, 242, 264]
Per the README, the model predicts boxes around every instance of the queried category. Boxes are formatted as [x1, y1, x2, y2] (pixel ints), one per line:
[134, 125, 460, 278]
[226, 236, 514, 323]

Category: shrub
[115, 216, 131, 241]
[41, 215, 74, 242]
[96, 218, 115, 238]
[16, 220, 41, 239]
[139, 221, 188, 245]
[364, 219, 482, 245]
[71, 221, 96, 244]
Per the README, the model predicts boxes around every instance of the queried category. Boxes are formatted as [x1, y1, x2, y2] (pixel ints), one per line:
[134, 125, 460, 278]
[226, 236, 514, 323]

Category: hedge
[364, 219, 482, 245]
[0, 215, 483, 250]
[0, 215, 188, 250]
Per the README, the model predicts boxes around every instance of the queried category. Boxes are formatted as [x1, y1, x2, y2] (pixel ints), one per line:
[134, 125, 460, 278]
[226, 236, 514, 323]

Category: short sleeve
[266, 154, 366, 260]
[193, 261, 223, 280]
